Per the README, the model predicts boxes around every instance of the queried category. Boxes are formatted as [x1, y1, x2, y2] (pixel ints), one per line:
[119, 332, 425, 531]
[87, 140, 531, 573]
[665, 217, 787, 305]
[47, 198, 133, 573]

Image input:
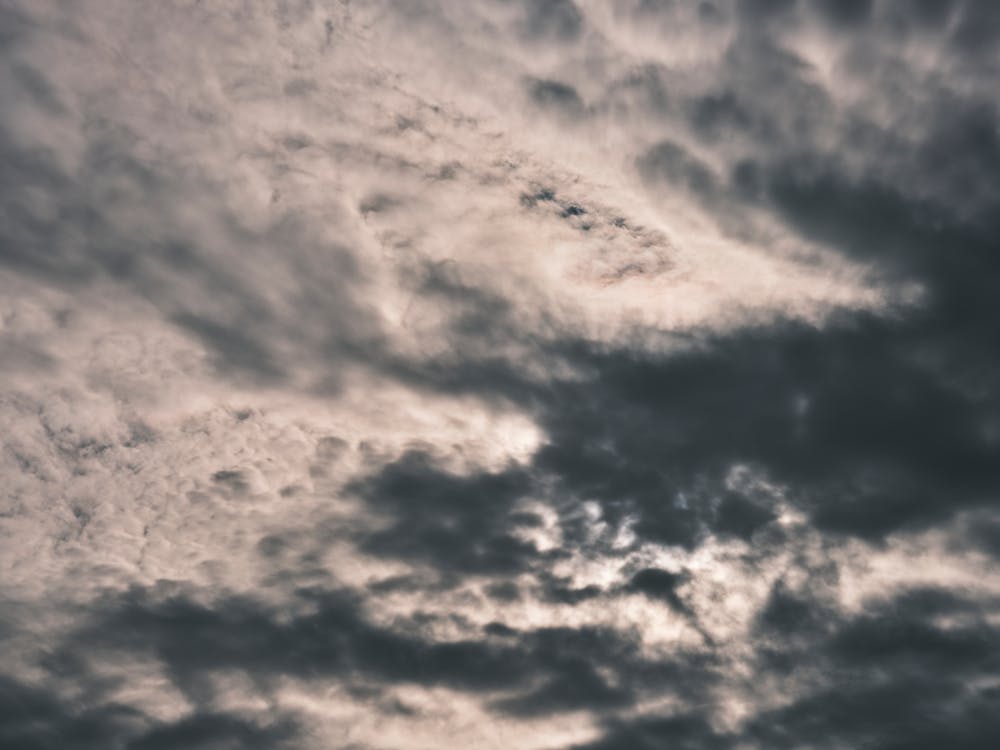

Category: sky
[1, 1, 999, 748]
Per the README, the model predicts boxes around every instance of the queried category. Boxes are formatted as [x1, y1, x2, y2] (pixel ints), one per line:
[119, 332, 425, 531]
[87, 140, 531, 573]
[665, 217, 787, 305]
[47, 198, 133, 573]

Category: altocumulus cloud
[1, 1, 999, 748]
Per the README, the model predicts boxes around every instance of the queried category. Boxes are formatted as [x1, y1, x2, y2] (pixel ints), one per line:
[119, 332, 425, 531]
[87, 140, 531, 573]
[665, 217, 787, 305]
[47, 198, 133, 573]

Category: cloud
[2, 1, 999, 748]
[347, 449, 540, 574]
[65, 581, 699, 730]
[128, 713, 299, 750]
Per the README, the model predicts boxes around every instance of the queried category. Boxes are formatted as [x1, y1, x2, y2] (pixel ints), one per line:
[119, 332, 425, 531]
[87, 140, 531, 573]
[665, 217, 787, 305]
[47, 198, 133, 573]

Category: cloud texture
[1, 1, 999, 748]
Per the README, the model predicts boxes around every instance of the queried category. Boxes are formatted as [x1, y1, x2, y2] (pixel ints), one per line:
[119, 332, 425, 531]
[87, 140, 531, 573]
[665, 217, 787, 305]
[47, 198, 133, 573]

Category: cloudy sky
[2, 1, 999, 747]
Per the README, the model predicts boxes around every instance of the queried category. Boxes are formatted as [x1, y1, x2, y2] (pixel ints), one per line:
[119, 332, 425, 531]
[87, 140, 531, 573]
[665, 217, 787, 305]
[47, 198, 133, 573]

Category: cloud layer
[2, 1, 999, 748]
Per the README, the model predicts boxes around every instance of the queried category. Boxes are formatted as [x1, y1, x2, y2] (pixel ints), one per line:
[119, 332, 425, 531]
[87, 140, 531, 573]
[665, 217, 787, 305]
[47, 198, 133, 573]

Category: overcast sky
[2, 1, 999, 748]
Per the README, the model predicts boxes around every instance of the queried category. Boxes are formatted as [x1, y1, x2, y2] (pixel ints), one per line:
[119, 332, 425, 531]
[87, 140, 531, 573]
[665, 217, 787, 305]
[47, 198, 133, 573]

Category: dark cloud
[572, 585, 1000, 749]
[8, 63, 66, 115]
[637, 140, 717, 197]
[527, 305, 999, 546]
[528, 78, 585, 118]
[812, 0, 872, 27]
[625, 568, 688, 612]
[960, 511, 1000, 557]
[347, 449, 541, 573]
[689, 91, 756, 141]
[747, 676, 1000, 750]
[210, 468, 252, 495]
[712, 492, 776, 540]
[599, 64, 672, 118]
[519, 186, 557, 207]
[756, 579, 831, 637]
[536, 572, 604, 604]
[743, 615, 1000, 750]
[737, 0, 797, 23]
[567, 713, 731, 750]
[127, 713, 298, 750]
[0, 675, 144, 750]
[518, 0, 585, 42]
[65, 583, 698, 726]
[484, 579, 521, 601]
[900, 0, 957, 27]
[952, 0, 1000, 54]
[516, 62, 1000, 549]
[4, 2, 1000, 746]
[286, 25, 1000, 744]
[0, 673, 299, 750]
[83, 585, 530, 696]
[173, 313, 286, 383]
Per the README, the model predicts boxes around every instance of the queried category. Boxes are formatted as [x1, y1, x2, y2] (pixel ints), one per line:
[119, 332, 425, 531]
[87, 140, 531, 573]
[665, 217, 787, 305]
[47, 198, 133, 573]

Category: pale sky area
[1, 1, 999, 748]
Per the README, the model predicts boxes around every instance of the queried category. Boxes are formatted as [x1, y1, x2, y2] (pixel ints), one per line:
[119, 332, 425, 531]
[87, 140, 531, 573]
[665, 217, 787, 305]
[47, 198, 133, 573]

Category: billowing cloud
[2, 1, 999, 748]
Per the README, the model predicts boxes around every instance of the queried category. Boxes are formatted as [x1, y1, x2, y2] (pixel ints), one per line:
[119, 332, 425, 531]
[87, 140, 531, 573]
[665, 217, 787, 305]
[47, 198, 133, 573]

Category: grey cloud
[528, 78, 586, 118]
[0, 673, 298, 750]
[712, 491, 776, 540]
[566, 713, 730, 750]
[637, 140, 717, 197]
[0, 676, 144, 750]
[4, 1, 1000, 747]
[813, 0, 873, 27]
[536, 573, 604, 605]
[952, 0, 1000, 54]
[688, 91, 756, 142]
[625, 568, 689, 613]
[737, 0, 797, 22]
[597, 64, 672, 119]
[749, 680, 1000, 750]
[66, 582, 694, 725]
[173, 313, 286, 384]
[127, 713, 299, 750]
[518, 0, 585, 42]
[570, 585, 1000, 750]
[346, 450, 540, 574]
[527, 308, 1000, 545]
